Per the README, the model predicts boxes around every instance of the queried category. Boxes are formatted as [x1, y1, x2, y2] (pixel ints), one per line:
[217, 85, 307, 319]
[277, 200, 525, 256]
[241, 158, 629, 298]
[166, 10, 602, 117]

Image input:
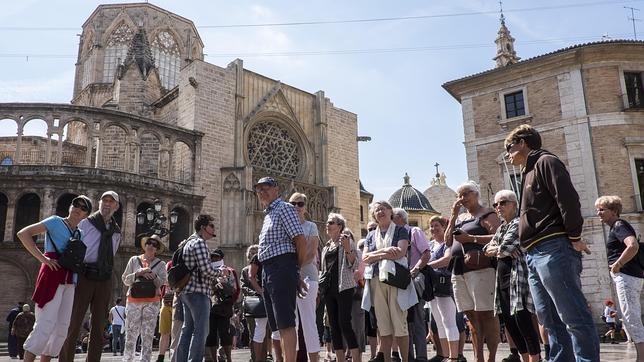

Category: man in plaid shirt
[255, 177, 307, 362]
[176, 214, 227, 362]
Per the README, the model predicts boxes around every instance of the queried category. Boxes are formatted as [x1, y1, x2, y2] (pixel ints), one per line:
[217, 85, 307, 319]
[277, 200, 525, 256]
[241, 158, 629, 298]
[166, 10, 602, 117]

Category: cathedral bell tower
[493, 11, 520, 67]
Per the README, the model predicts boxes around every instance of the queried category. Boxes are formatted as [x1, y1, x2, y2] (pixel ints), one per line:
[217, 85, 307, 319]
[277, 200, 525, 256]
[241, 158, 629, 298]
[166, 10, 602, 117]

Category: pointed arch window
[151, 31, 181, 90]
[103, 23, 134, 83]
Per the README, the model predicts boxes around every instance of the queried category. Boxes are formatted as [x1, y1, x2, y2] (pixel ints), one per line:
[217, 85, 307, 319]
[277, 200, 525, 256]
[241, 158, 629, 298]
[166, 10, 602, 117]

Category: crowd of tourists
[10, 123, 644, 362]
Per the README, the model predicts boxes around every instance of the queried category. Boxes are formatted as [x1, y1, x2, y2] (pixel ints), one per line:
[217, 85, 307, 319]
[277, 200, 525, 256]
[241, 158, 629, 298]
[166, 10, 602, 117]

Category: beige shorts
[451, 268, 496, 312]
[370, 278, 408, 337]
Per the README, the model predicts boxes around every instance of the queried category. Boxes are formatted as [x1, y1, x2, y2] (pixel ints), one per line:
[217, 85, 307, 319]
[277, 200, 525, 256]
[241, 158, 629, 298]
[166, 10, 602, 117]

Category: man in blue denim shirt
[505, 124, 599, 362]
[255, 177, 307, 362]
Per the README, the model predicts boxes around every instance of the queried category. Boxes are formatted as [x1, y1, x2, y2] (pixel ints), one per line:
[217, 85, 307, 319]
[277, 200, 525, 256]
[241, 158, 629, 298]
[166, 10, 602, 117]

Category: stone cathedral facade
[0, 2, 361, 332]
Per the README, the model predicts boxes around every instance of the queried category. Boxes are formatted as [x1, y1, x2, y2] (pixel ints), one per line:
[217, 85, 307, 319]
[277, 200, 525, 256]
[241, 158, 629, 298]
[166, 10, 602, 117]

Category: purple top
[406, 225, 429, 268]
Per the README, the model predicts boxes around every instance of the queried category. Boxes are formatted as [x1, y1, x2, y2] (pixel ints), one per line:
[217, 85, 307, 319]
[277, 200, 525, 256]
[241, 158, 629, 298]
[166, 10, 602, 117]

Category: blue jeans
[111, 325, 124, 353]
[176, 292, 211, 362]
[526, 237, 599, 362]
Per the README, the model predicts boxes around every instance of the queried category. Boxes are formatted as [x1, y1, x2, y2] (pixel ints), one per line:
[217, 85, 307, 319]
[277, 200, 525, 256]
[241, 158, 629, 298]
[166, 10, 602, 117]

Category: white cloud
[0, 69, 75, 103]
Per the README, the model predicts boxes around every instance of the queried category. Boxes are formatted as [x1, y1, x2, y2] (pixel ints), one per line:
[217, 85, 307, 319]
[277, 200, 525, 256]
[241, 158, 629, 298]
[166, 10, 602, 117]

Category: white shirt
[110, 305, 126, 326]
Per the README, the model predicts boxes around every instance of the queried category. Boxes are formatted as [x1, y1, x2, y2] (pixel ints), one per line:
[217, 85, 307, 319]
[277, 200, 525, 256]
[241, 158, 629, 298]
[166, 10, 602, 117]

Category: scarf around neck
[376, 222, 396, 281]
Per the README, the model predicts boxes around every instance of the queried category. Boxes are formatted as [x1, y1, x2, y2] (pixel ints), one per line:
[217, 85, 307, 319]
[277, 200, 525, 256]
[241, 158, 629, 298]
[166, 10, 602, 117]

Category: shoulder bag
[47, 224, 86, 274]
[130, 258, 162, 298]
[242, 295, 266, 318]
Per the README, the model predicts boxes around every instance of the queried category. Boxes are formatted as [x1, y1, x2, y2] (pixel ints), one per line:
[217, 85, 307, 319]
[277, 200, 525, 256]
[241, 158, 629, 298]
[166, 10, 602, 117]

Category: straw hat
[140, 234, 165, 252]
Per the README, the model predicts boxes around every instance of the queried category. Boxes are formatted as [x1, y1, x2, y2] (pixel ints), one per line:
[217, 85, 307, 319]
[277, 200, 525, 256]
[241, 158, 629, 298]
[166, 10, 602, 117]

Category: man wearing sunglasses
[60, 191, 122, 362]
[254, 177, 307, 362]
[504, 124, 599, 362]
[176, 214, 228, 362]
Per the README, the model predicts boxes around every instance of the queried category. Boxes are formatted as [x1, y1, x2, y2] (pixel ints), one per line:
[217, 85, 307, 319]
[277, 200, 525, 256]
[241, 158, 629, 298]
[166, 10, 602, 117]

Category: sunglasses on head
[492, 200, 511, 208]
[290, 201, 305, 207]
[72, 200, 89, 212]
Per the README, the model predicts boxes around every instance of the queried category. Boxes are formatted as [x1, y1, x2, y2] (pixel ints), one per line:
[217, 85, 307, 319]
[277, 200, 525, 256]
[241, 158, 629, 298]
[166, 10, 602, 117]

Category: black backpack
[47, 227, 87, 274]
[167, 240, 196, 292]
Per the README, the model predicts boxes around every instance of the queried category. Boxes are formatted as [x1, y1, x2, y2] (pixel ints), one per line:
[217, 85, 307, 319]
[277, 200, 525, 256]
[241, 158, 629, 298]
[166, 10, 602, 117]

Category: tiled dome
[389, 173, 438, 213]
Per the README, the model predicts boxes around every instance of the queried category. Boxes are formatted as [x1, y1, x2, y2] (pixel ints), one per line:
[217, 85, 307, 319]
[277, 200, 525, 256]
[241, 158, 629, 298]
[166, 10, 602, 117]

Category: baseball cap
[254, 177, 278, 188]
[71, 195, 93, 212]
[101, 191, 120, 203]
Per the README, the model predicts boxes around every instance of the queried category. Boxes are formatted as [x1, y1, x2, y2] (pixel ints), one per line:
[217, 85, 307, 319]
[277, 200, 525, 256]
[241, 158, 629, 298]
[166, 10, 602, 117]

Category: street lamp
[136, 198, 177, 238]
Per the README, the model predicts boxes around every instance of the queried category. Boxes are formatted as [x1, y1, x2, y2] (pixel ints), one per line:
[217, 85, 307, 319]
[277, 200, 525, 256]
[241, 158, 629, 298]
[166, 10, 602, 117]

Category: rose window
[247, 121, 301, 178]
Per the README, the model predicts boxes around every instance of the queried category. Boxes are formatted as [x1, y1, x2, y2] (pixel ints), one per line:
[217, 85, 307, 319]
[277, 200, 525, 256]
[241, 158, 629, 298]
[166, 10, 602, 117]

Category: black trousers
[498, 285, 541, 355]
[325, 288, 358, 351]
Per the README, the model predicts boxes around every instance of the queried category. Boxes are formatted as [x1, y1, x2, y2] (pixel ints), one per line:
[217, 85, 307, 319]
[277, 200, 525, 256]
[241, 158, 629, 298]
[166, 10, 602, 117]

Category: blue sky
[0, 0, 641, 201]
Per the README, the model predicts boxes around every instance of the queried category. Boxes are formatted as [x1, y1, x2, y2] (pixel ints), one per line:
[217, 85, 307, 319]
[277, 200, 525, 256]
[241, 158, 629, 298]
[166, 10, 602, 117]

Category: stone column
[193, 139, 202, 186]
[167, 148, 174, 181]
[57, 131, 64, 165]
[3, 196, 16, 242]
[85, 130, 93, 167]
[95, 130, 104, 169]
[41, 188, 55, 221]
[124, 195, 136, 248]
[314, 91, 329, 185]
[45, 129, 53, 164]
[15, 127, 23, 164]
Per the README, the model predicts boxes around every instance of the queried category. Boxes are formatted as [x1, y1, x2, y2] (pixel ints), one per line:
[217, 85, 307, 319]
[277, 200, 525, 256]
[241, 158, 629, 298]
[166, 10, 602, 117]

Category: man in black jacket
[504, 124, 599, 362]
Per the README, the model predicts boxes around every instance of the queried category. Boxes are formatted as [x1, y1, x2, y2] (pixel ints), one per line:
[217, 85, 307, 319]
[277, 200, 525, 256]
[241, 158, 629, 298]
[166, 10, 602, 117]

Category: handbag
[432, 271, 453, 297]
[243, 295, 266, 318]
[46, 228, 86, 274]
[463, 249, 492, 270]
[130, 258, 162, 299]
[382, 261, 411, 289]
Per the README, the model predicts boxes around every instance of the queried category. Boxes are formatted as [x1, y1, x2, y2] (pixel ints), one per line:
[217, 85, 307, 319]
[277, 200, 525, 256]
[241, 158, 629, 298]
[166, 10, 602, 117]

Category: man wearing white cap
[59, 191, 122, 362]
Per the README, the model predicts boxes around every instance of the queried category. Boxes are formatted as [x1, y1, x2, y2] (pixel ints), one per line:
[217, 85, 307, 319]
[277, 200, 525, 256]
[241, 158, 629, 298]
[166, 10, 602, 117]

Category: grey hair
[246, 244, 259, 262]
[327, 212, 347, 231]
[392, 208, 409, 223]
[595, 195, 623, 216]
[369, 200, 394, 221]
[494, 189, 518, 204]
[456, 180, 480, 196]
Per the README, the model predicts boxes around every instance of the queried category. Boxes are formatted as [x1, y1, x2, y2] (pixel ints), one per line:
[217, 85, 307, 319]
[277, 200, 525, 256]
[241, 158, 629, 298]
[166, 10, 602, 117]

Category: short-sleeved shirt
[110, 305, 126, 326]
[406, 225, 430, 268]
[606, 219, 643, 278]
[258, 198, 304, 262]
[42, 216, 79, 253]
[300, 221, 319, 282]
[364, 225, 410, 276]
[450, 211, 495, 275]
[604, 306, 616, 323]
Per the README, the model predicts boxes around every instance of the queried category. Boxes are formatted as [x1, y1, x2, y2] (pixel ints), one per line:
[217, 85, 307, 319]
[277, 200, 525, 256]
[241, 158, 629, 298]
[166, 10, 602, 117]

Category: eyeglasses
[596, 208, 606, 212]
[458, 190, 474, 198]
[368, 227, 376, 232]
[290, 201, 305, 207]
[326, 221, 336, 225]
[492, 200, 512, 208]
[72, 200, 89, 212]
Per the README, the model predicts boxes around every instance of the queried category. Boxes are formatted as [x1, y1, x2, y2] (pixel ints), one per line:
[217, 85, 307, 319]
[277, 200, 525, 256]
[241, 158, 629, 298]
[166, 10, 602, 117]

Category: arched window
[14, 193, 41, 242]
[103, 23, 134, 83]
[151, 31, 180, 89]
[247, 120, 302, 178]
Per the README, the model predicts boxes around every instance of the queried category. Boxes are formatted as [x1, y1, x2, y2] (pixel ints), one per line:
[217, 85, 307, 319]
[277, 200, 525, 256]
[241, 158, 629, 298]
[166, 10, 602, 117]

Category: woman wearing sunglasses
[288, 192, 320, 361]
[319, 213, 360, 362]
[16, 195, 92, 362]
[122, 234, 167, 362]
[483, 190, 541, 362]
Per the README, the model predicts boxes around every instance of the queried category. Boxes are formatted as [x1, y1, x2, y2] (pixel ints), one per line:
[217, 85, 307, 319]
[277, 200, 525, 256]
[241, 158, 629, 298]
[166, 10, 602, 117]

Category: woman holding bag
[361, 201, 417, 362]
[16, 195, 92, 362]
[444, 181, 500, 362]
[319, 213, 360, 362]
[121, 234, 167, 362]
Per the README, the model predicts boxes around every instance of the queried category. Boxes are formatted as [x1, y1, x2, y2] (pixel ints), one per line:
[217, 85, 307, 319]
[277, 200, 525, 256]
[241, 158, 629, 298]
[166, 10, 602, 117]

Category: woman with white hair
[484, 190, 541, 362]
[445, 181, 501, 362]
[319, 212, 361, 362]
[361, 201, 417, 362]
[595, 195, 644, 361]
